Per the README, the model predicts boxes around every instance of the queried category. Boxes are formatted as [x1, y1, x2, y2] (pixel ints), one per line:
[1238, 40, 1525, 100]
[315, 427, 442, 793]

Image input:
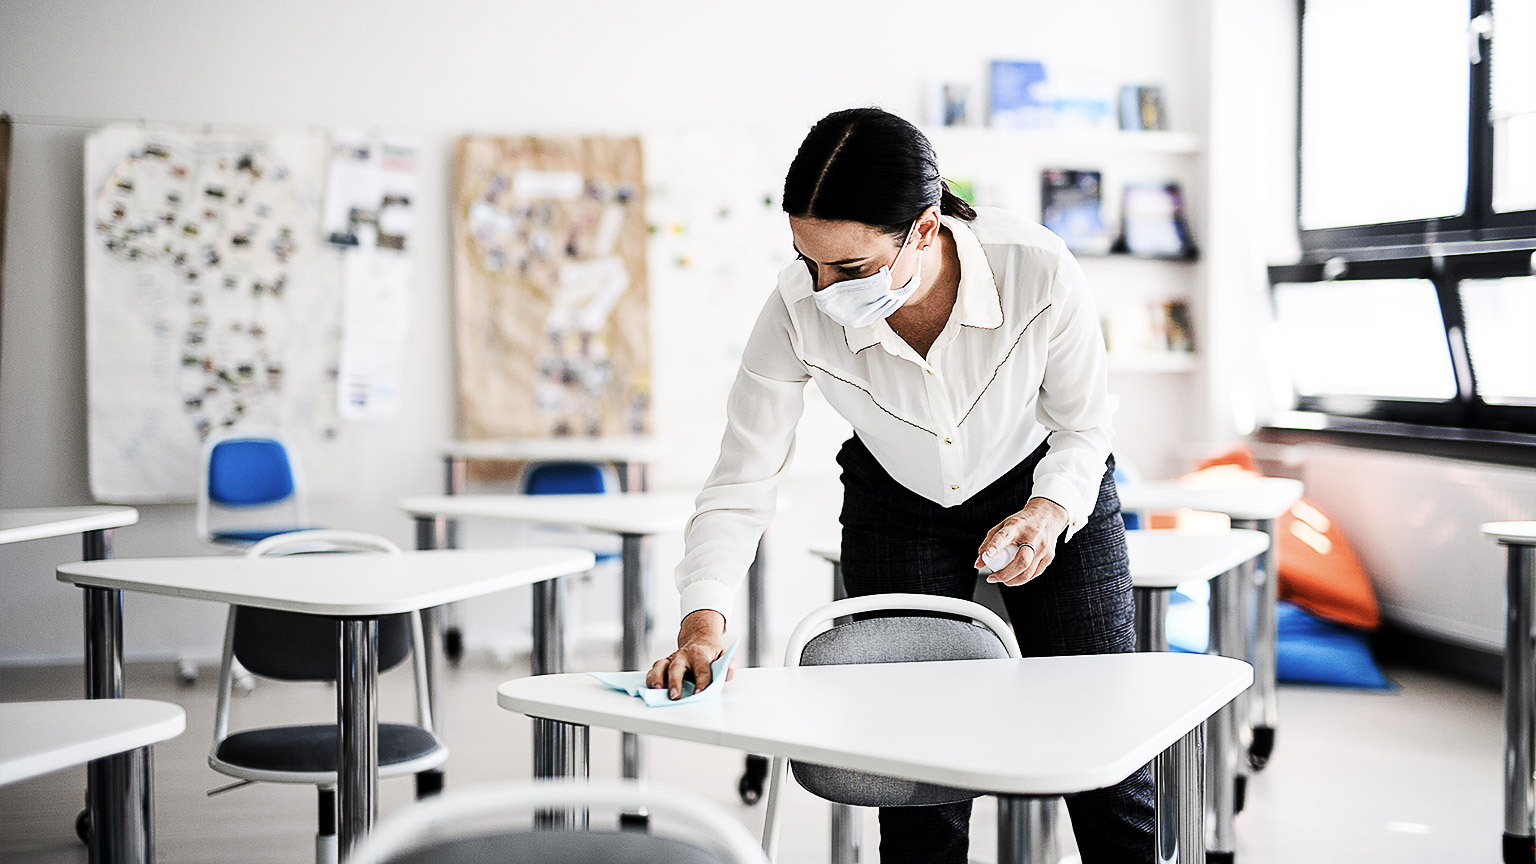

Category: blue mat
[1166, 591, 1392, 690]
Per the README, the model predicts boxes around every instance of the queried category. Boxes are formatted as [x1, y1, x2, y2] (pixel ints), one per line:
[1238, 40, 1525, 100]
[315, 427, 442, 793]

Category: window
[1268, 252, 1536, 440]
[1299, 0, 1536, 254]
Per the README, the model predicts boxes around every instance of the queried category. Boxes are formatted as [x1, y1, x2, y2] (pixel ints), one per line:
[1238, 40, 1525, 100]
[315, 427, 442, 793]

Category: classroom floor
[0, 645, 1502, 863]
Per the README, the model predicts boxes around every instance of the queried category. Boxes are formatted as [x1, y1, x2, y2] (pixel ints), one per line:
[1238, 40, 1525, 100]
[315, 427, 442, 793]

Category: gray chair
[760, 592, 1022, 861]
[207, 530, 447, 864]
[346, 779, 769, 864]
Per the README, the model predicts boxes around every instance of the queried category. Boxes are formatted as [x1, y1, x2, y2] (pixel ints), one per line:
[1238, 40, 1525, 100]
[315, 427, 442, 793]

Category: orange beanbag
[1180, 447, 1380, 632]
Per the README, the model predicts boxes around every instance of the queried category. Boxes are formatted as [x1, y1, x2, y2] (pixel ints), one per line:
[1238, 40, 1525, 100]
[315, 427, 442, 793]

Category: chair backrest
[760, 593, 1021, 859]
[212, 531, 434, 754]
[196, 426, 310, 542]
[233, 531, 411, 681]
[522, 461, 612, 495]
[347, 779, 769, 864]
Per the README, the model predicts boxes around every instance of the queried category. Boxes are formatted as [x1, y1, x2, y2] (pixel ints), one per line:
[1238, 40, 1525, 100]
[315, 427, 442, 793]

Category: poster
[325, 128, 417, 420]
[452, 136, 650, 440]
[84, 123, 351, 502]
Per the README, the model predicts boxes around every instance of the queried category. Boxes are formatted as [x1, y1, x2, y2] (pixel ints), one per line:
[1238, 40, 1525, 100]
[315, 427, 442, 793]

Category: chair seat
[792, 762, 980, 808]
[216, 723, 440, 774]
[212, 526, 324, 545]
[388, 830, 726, 864]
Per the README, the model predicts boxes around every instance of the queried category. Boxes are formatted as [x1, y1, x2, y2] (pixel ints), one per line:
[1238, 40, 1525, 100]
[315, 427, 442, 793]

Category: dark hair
[782, 107, 976, 241]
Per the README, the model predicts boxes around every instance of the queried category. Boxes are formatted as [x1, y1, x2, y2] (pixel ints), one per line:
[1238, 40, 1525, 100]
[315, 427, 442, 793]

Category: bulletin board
[84, 124, 354, 502]
[452, 136, 651, 441]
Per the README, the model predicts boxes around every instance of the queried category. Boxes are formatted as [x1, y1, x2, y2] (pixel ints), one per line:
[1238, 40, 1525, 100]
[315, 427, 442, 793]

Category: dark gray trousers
[836, 434, 1155, 864]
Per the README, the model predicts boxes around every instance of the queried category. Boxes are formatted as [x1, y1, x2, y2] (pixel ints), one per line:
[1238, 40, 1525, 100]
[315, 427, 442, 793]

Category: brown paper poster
[452, 136, 651, 444]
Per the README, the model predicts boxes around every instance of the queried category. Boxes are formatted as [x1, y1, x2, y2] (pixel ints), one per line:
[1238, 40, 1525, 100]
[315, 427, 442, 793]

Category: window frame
[1296, 0, 1536, 259]
[1267, 250, 1536, 442]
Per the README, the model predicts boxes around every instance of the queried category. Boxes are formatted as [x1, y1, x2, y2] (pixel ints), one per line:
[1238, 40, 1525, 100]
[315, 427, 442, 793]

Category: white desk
[2, 506, 139, 862]
[401, 492, 694, 793]
[500, 654, 1253, 864]
[1119, 476, 1303, 775]
[0, 506, 140, 546]
[58, 547, 594, 860]
[1484, 521, 1536, 863]
[0, 700, 184, 786]
[808, 528, 1271, 860]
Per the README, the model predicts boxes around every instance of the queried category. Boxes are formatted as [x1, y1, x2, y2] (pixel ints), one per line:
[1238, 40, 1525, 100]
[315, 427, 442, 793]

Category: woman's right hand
[646, 609, 728, 700]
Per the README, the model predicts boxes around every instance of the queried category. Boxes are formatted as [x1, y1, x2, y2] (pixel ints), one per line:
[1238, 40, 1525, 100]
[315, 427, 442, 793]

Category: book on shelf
[1040, 169, 1113, 256]
[1118, 86, 1167, 131]
[989, 60, 1053, 129]
[1115, 182, 1196, 258]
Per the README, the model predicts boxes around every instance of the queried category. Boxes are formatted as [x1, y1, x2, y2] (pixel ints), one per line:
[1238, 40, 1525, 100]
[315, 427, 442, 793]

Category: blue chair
[197, 427, 321, 547]
[523, 462, 622, 566]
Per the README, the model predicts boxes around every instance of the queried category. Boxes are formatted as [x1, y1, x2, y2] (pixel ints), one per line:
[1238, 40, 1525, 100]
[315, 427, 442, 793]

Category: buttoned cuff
[679, 579, 737, 626]
[1028, 478, 1090, 544]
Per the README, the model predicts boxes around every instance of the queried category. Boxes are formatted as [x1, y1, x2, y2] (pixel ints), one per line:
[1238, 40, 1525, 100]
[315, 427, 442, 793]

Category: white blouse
[676, 207, 1118, 620]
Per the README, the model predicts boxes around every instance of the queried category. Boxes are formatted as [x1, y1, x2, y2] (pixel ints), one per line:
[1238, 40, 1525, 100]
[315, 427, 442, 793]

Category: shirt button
[926, 369, 934, 375]
[950, 484, 960, 491]
[944, 438, 952, 445]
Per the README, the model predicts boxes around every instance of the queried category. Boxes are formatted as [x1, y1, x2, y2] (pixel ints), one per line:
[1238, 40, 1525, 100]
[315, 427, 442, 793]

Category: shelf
[924, 127, 1202, 156]
[1107, 352, 1198, 373]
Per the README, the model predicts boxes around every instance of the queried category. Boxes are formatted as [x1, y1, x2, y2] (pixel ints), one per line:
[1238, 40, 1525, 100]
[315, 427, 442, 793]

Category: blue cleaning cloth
[589, 636, 740, 707]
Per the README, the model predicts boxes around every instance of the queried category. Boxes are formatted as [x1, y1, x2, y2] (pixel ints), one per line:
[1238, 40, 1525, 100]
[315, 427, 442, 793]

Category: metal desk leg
[997, 796, 1056, 863]
[412, 516, 447, 797]
[533, 576, 567, 676]
[1504, 542, 1536, 863]
[1236, 517, 1278, 770]
[81, 528, 153, 864]
[620, 533, 649, 820]
[1133, 587, 1170, 653]
[439, 456, 466, 665]
[337, 619, 380, 861]
[1207, 565, 1243, 860]
[1155, 725, 1206, 864]
[738, 535, 773, 806]
[830, 803, 860, 864]
[533, 719, 590, 829]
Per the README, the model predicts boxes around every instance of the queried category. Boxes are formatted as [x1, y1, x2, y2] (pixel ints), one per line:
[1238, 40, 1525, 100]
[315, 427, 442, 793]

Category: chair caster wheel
[445, 627, 464, 667]
[1234, 774, 1247, 814]
[1248, 726, 1274, 770]
[619, 812, 649, 832]
[175, 658, 199, 686]
[1503, 832, 1536, 863]
[1206, 852, 1235, 863]
[75, 809, 90, 844]
[738, 754, 768, 805]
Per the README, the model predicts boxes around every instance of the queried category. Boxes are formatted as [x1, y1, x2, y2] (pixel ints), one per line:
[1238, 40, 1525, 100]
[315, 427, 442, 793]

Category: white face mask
[812, 221, 922, 329]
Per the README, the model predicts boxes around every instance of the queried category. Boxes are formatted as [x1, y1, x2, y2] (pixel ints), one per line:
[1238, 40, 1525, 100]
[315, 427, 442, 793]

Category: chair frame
[347, 779, 768, 864]
[207, 531, 446, 864]
[761, 593, 1022, 860]
[196, 425, 312, 546]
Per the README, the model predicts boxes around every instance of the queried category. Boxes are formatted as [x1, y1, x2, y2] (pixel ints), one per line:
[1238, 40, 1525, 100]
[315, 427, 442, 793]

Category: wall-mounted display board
[84, 124, 355, 502]
[452, 136, 650, 441]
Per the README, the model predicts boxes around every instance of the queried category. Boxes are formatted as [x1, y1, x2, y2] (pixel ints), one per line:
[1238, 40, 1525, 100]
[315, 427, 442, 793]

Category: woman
[646, 107, 1152, 863]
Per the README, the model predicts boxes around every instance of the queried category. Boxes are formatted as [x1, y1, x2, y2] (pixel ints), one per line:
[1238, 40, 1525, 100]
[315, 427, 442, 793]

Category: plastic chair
[347, 778, 769, 864]
[196, 427, 320, 547]
[207, 531, 447, 864]
[760, 593, 1022, 861]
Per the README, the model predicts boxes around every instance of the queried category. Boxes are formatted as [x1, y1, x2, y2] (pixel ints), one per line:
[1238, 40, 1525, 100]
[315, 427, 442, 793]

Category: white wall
[1, 0, 1234, 666]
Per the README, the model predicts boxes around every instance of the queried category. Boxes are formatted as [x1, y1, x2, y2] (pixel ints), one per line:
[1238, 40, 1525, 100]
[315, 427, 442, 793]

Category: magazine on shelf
[1040, 169, 1113, 255]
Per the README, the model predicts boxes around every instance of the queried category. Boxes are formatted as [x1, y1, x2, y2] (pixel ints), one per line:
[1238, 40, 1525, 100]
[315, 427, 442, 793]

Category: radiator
[1284, 443, 1536, 652]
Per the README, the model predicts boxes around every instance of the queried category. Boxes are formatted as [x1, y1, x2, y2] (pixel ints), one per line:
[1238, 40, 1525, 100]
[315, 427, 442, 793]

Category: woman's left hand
[975, 497, 1071, 587]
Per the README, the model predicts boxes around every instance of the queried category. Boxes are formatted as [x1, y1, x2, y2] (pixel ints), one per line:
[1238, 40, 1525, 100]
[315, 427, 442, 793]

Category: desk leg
[747, 534, 767, 668]
[337, 619, 380, 861]
[441, 457, 465, 665]
[412, 517, 447, 797]
[1237, 517, 1278, 770]
[620, 534, 649, 788]
[533, 576, 566, 676]
[1207, 565, 1243, 859]
[997, 796, 1056, 863]
[81, 528, 153, 864]
[533, 719, 590, 829]
[1133, 587, 1169, 653]
[1504, 543, 1536, 863]
[1155, 725, 1205, 864]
